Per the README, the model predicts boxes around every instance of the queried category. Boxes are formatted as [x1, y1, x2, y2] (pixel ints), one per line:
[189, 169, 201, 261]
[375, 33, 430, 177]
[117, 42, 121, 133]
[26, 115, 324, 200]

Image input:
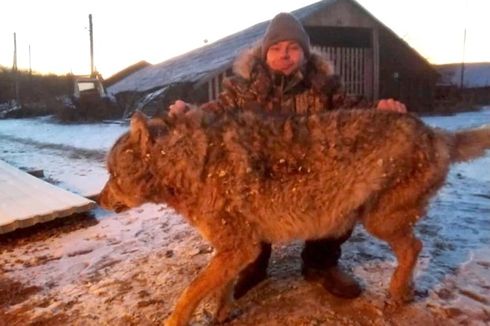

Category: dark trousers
[234, 229, 354, 298]
[243, 228, 354, 276]
[301, 229, 353, 270]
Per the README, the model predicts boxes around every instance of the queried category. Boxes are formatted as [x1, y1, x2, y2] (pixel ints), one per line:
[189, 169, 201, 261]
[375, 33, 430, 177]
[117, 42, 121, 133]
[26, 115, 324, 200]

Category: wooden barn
[107, 0, 439, 115]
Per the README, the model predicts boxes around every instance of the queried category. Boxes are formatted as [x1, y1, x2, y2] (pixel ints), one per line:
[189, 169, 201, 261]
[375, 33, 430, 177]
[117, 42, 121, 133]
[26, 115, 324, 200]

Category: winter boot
[302, 264, 362, 299]
[301, 233, 361, 299]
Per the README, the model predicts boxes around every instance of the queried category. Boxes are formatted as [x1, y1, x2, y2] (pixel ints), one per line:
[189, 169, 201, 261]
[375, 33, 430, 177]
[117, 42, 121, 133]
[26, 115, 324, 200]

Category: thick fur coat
[99, 108, 490, 326]
[201, 46, 362, 114]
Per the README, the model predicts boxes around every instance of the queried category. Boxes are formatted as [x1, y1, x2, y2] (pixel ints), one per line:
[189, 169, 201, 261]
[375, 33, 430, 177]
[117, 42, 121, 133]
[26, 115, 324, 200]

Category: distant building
[436, 62, 490, 88]
[435, 62, 490, 106]
[108, 0, 439, 116]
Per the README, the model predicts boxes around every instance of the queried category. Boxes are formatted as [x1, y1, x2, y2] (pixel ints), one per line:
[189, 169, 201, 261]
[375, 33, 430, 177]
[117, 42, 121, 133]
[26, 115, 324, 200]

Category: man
[170, 12, 406, 300]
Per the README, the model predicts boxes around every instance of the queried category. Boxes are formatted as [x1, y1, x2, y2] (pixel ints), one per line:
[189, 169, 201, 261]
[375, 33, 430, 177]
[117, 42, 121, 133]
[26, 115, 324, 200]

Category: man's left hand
[377, 98, 407, 113]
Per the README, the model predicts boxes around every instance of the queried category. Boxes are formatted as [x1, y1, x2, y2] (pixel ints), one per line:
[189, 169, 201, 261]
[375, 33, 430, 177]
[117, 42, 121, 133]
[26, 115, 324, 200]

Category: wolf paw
[212, 307, 242, 325]
[383, 290, 414, 312]
[163, 315, 183, 326]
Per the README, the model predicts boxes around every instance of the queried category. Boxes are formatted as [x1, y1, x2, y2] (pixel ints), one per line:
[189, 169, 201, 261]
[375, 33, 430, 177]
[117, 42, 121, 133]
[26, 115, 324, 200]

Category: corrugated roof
[107, 21, 267, 94]
[104, 60, 151, 88]
[108, 0, 436, 95]
[107, 0, 338, 95]
[0, 160, 95, 234]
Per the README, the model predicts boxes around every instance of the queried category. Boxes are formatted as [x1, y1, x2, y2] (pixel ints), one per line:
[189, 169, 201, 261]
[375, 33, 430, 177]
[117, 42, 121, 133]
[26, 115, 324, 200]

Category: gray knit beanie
[261, 12, 311, 59]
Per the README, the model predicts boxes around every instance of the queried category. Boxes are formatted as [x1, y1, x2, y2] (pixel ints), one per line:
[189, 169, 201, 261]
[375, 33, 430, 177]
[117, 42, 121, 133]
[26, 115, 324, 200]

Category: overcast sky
[1, 0, 489, 78]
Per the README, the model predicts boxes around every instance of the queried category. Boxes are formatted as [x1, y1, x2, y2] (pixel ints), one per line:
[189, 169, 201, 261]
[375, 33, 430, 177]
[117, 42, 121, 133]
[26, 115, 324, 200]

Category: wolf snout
[97, 184, 129, 213]
[96, 190, 111, 210]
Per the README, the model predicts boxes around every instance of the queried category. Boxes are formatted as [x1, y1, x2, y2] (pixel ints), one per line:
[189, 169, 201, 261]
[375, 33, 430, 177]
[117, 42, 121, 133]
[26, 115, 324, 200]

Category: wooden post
[214, 75, 219, 98]
[29, 44, 32, 75]
[89, 14, 95, 77]
[13, 32, 20, 106]
[28, 44, 32, 101]
[372, 28, 380, 101]
[208, 79, 213, 101]
[460, 28, 466, 89]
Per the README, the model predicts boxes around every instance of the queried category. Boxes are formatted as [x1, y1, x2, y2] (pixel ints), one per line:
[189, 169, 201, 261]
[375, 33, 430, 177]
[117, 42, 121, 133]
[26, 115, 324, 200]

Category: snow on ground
[0, 117, 127, 197]
[0, 108, 489, 325]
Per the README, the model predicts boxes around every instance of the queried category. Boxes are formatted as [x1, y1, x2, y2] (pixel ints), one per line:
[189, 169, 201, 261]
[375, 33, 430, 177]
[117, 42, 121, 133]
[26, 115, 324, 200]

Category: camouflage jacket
[201, 46, 364, 114]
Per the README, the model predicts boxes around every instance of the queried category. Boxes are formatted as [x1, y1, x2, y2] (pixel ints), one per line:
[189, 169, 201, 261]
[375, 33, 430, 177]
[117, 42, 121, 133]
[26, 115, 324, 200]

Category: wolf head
[98, 112, 159, 212]
[98, 109, 210, 213]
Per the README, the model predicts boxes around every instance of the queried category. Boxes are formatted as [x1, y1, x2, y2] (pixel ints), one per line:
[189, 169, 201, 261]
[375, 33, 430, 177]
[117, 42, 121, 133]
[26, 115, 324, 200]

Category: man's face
[266, 40, 305, 76]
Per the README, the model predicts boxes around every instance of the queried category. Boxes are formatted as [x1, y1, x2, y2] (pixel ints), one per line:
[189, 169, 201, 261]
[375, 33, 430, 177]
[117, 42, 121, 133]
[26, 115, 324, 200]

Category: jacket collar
[232, 44, 334, 94]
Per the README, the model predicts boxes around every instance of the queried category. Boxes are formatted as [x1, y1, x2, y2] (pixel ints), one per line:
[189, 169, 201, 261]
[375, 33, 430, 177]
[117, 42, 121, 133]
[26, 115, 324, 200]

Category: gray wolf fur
[99, 108, 490, 326]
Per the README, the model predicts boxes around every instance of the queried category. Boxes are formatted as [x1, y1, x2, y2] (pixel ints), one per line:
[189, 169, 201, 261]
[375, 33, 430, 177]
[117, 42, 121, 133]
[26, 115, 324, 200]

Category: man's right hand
[169, 100, 188, 117]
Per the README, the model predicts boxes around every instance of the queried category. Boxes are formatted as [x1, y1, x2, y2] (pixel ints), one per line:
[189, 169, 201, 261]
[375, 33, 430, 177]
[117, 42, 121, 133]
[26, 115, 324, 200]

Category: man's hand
[377, 98, 407, 113]
[169, 100, 188, 117]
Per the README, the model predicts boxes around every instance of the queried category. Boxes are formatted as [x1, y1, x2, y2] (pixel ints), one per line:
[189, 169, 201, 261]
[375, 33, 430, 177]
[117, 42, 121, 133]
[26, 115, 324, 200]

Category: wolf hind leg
[386, 228, 422, 303]
[363, 207, 423, 304]
[165, 243, 261, 326]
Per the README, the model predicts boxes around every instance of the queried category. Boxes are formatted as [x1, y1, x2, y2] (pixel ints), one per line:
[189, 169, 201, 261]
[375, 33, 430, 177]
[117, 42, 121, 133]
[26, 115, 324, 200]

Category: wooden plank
[364, 48, 373, 100]
[348, 48, 352, 94]
[359, 48, 365, 95]
[0, 160, 95, 234]
[372, 28, 380, 100]
[357, 48, 363, 95]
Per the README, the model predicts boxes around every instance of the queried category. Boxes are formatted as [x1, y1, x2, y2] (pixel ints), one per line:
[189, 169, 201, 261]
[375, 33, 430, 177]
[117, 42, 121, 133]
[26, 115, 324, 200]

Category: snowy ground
[0, 108, 489, 325]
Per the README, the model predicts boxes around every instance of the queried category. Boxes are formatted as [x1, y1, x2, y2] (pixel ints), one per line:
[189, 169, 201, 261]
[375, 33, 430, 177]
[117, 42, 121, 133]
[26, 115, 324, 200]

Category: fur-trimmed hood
[231, 44, 337, 94]
[207, 44, 346, 114]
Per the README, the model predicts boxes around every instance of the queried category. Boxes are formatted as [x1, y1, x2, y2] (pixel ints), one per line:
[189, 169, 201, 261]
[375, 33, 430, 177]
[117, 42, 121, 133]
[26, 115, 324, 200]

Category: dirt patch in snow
[0, 205, 480, 326]
[0, 112, 489, 325]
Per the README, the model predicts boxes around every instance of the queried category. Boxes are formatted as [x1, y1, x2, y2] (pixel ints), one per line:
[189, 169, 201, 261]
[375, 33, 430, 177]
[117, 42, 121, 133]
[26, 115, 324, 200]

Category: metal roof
[107, 0, 339, 95]
[107, 21, 267, 94]
[107, 0, 436, 95]
[0, 160, 95, 234]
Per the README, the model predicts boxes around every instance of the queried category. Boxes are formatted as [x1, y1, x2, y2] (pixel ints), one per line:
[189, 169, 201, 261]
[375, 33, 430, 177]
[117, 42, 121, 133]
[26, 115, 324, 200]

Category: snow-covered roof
[106, 0, 337, 95]
[106, 22, 267, 95]
[436, 62, 490, 88]
[0, 159, 95, 234]
[107, 0, 435, 96]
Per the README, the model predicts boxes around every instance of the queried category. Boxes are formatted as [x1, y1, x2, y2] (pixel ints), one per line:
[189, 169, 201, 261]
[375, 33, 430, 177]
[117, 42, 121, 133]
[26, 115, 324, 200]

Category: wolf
[99, 108, 490, 326]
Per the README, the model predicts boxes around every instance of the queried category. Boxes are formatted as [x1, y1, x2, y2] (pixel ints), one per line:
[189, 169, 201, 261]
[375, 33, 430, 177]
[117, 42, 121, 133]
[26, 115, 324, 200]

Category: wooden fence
[314, 46, 372, 98]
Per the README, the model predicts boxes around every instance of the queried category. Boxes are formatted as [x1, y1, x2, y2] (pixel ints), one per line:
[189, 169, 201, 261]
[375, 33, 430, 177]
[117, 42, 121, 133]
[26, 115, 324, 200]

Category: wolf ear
[130, 111, 151, 154]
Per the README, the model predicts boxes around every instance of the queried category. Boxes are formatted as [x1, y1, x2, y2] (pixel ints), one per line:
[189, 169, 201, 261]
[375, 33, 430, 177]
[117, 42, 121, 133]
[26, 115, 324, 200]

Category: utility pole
[460, 28, 466, 89]
[460, 0, 469, 90]
[29, 44, 32, 100]
[89, 14, 95, 77]
[29, 44, 32, 76]
[12, 32, 20, 105]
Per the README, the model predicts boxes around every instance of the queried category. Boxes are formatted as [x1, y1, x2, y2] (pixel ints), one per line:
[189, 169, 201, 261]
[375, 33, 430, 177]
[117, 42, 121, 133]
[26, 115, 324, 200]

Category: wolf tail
[449, 125, 490, 163]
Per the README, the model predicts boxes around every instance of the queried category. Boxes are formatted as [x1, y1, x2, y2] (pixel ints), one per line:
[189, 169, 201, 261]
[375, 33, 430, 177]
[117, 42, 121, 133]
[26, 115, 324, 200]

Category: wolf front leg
[364, 207, 423, 304]
[165, 245, 261, 326]
[214, 280, 235, 323]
